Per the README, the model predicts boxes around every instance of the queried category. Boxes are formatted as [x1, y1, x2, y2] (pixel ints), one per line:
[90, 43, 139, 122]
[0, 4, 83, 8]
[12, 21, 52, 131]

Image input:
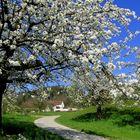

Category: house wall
[53, 102, 65, 111]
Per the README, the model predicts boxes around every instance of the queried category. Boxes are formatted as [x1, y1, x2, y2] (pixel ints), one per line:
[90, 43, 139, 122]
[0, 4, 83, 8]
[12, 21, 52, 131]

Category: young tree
[69, 64, 140, 119]
[69, 56, 140, 119]
[69, 69, 114, 119]
[0, 0, 139, 130]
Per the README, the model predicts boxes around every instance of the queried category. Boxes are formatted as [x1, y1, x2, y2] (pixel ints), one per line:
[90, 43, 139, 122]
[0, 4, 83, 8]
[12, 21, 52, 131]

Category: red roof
[48, 100, 63, 106]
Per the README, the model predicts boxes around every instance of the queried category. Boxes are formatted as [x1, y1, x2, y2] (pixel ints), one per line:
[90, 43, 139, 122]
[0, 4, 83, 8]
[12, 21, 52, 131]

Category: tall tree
[0, 0, 139, 130]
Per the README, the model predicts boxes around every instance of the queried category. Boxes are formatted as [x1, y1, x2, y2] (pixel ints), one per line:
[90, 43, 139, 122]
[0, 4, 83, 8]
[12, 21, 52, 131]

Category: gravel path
[34, 116, 108, 140]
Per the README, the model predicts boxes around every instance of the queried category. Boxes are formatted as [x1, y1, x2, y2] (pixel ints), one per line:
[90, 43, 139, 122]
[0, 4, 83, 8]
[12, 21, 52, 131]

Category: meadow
[54, 106, 140, 140]
[1, 106, 140, 140]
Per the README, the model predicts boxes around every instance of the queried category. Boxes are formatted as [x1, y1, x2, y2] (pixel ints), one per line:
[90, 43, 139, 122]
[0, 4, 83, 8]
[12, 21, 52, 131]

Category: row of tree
[2, 86, 76, 113]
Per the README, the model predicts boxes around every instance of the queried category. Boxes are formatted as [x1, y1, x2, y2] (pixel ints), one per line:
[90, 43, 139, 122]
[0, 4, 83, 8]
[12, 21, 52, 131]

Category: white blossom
[0, 40, 2, 45]
[107, 62, 116, 71]
[0, 69, 2, 74]
[109, 42, 120, 51]
[28, 55, 36, 61]
[54, 39, 63, 46]
[117, 73, 127, 79]
[10, 45, 16, 50]
[8, 60, 20, 66]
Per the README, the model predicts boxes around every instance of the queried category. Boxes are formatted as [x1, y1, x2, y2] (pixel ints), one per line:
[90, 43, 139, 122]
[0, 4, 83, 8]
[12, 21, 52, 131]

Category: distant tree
[31, 88, 48, 112]
[69, 65, 140, 119]
[2, 90, 19, 114]
[47, 86, 67, 99]
[68, 85, 88, 108]
[69, 69, 114, 119]
[16, 88, 48, 112]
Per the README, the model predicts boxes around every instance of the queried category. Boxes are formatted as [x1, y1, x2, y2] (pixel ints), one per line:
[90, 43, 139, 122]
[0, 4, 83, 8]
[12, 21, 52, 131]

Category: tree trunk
[0, 80, 6, 134]
[96, 105, 102, 120]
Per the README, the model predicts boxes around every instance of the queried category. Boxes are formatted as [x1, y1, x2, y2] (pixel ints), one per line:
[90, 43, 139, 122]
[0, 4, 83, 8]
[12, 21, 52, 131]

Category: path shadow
[44, 127, 106, 140]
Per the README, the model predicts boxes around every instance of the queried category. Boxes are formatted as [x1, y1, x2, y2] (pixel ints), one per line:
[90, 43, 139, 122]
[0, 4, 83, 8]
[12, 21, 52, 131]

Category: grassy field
[1, 106, 140, 140]
[1, 113, 65, 140]
[51, 106, 140, 140]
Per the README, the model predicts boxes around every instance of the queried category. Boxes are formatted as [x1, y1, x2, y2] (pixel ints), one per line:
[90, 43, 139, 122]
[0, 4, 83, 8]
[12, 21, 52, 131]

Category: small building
[48, 100, 69, 112]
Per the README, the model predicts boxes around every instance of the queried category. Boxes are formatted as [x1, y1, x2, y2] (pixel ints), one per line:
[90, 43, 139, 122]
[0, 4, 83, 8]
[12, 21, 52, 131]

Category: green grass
[2, 107, 139, 140]
[53, 107, 140, 140]
[1, 113, 65, 140]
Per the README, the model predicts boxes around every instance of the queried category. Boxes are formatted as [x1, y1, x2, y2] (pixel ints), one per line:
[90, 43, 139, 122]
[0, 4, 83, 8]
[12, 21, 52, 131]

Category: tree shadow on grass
[72, 107, 140, 127]
[110, 108, 140, 127]
[72, 112, 96, 122]
[2, 118, 65, 140]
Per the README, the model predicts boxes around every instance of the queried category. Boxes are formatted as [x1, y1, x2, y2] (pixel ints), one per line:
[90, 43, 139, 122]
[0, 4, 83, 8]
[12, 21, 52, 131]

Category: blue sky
[113, 0, 140, 75]
[115, 0, 140, 16]
[114, 0, 140, 36]
[115, 0, 140, 33]
[26, 0, 140, 89]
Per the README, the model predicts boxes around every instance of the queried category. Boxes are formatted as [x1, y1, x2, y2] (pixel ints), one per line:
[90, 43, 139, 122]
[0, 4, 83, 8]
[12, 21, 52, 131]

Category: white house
[49, 101, 69, 112]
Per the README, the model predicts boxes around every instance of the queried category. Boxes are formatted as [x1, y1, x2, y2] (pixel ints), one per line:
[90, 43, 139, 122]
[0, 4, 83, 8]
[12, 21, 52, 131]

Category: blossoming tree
[0, 0, 139, 130]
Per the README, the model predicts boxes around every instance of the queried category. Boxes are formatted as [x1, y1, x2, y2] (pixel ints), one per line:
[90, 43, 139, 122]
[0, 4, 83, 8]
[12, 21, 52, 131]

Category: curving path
[34, 116, 108, 140]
